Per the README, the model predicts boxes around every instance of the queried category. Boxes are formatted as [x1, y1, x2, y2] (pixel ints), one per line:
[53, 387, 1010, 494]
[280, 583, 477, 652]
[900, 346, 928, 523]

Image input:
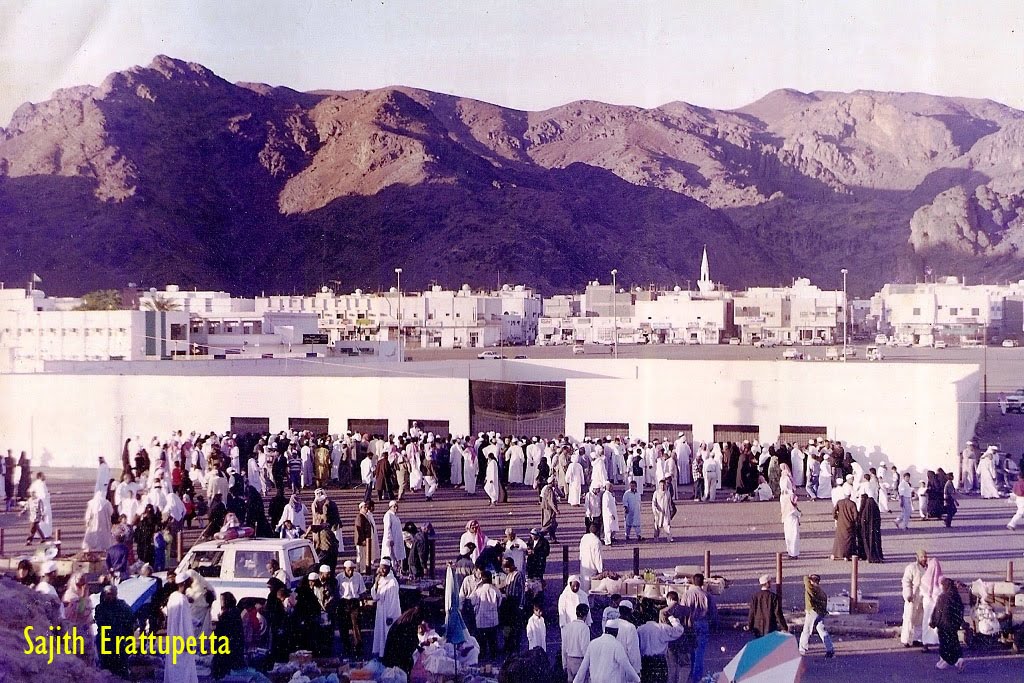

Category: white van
[170, 538, 319, 620]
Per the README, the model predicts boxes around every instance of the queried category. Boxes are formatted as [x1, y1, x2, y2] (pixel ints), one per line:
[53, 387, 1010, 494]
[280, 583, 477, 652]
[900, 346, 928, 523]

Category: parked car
[1002, 339, 1019, 348]
[572, 344, 585, 355]
[513, 354, 528, 359]
[753, 339, 777, 348]
[728, 337, 741, 345]
[999, 390, 1024, 414]
[866, 345, 884, 361]
[781, 339, 795, 346]
[874, 334, 889, 345]
[782, 349, 803, 360]
[477, 350, 506, 359]
[933, 340, 948, 349]
[168, 538, 318, 621]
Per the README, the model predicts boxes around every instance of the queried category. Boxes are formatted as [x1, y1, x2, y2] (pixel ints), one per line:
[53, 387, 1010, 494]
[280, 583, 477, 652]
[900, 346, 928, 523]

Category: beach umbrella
[719, 631, 803, 683]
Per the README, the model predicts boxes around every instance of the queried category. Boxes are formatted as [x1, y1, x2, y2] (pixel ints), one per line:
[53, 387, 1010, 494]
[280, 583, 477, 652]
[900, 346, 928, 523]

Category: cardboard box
[827, 595, 851, 614]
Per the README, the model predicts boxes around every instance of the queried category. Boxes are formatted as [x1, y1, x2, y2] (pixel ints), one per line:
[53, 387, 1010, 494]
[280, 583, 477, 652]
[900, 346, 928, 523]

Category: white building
[733, 278, 845, 344]
[259, 285, 540, 349]
[0, 288, 81, 313]
[0, 358, 979, 483]
[0, 309, 190, 372]
[138, 284, 257, 315]
[869, 278, 1002, 345]
[634, 290, 731, 344]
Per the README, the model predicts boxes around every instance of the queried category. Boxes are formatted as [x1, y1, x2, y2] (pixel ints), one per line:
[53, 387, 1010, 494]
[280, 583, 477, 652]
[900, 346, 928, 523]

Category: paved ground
[3, 464, 1021, 681]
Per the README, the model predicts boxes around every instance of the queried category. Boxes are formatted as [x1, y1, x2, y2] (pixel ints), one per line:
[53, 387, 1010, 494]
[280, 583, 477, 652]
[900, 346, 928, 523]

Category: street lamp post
[395, 268, 403, 363]
[611, 269, 618, 359]
[840, 268, 848, 360]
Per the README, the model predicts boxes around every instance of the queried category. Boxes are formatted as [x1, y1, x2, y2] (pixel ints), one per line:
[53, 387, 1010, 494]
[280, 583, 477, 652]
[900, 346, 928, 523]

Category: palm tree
[142, 295, 180, 311]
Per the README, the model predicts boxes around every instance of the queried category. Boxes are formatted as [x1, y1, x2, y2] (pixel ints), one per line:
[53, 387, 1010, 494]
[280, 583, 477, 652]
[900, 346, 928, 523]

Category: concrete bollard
[562, 544, 569, 587]
[776, 552, 783, 601]
[851, 556, 860, 608]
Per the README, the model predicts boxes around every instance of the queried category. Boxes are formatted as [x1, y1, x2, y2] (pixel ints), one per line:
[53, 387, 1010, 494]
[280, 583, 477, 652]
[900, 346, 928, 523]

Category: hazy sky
[1, 0, 1023, 124]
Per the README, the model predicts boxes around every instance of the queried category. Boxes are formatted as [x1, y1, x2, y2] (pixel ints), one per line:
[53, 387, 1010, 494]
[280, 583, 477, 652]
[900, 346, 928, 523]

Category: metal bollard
[851, 556, 860, 608]
[1007, 560, 1015, 583]
[0, 528, 4, 556]
[704, 549, 711, 579]
[177, 532, 184, 563]
[562, 544, 570, 587]
[633, 547, 640, 577]
[776, 552, 783, 601]
[55, 528, 61, 542]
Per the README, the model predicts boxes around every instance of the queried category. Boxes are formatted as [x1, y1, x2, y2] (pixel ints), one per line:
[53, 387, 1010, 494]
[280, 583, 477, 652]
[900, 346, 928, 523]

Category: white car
[572, 344, 585, 355]
[728, 337, 741, 345]
[168, 538, 319, 621]
[1003, 339, 1019, 348]
[933, 340, 947, 349]
[782, 349, 803, 360]
[477, 350, 505, 359]
[874, 334, 889, 345]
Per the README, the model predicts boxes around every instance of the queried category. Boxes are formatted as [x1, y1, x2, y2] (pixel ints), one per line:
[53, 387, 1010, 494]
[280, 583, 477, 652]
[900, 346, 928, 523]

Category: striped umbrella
[720, 631, 803, 682]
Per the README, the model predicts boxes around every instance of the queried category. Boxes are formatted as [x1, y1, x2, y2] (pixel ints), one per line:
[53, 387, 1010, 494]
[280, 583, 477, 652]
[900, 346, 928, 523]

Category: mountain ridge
[2, 55, 1024, 296]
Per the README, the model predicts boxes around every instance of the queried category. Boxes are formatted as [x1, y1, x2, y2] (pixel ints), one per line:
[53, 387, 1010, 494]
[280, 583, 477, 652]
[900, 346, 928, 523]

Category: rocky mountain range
[3, 55, 1024, 296]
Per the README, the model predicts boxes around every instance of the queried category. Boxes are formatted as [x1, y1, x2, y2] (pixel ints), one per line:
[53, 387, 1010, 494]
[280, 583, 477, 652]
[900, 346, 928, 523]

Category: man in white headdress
[590, 447, 609, 490]
[600, 482, 619, 546]
[371, 558, 402, 657]
[450, 438, 464, 487]
[574, 618, 640, 683]
[95, 456, 111, 494]
[566, 454, 585, 506]
[164, 573, 199, 683]
[380, 500, 406, 570]
[83, 490, 114, 551]
[578, 523, 604, 591]
[28, 473, 53, 539]
[675, 433, 692, 486]
[524, 437, 541, 488]
[464, 441, 479, 495]
[702, 446, 721, 502]
[558, 575, 591, 628]
[507, 439, 526, 486]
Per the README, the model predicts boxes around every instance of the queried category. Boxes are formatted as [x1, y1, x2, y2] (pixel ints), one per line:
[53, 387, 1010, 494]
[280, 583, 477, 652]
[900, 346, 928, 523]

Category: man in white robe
[95, 456, 111, 494]
[450, 440, 464, 487]
[566, 454, 585, 506]
[28, 474, 53, 538]
[590, 450, 608, 490]
[464, 444, 479, 495]
[380, 500, 406, 567]
[558, 576, 591, 628]
[600, 483, 619, 545]
[578, 524, 604, 592]
[484, 454, 501, 505]
[164, 574, 199, 683]
[524, 438, 540, 488]
[83, 490, 114, 551]
[573, 619, 640, 683]
[370, 559, 402, 657]
[507, 440, 526, 485]
[675, 435, 692, 486]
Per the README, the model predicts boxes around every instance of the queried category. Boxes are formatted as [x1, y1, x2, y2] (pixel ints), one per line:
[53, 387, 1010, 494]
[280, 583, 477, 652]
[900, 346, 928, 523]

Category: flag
[31, 273, 42, 283]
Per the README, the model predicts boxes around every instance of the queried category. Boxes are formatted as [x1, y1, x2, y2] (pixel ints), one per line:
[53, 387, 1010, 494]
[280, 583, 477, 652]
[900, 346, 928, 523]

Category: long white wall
[0, 374, 468, 468]
[0, 359, 979, 478]
[564, 360, 978, 479]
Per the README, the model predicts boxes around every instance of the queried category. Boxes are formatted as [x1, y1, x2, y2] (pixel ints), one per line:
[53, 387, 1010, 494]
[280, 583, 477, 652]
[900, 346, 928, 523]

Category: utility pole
[841, 268, 848, 360]
[611, 269, 619, 359]
[395, 268, 403, 363]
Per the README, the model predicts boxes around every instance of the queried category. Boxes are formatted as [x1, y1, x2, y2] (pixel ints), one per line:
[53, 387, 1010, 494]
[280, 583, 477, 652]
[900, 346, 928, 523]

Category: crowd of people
[4, 424, 1022, 681]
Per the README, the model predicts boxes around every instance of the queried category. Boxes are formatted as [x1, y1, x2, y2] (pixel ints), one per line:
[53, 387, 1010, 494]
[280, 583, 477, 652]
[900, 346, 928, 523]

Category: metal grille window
[288, 417, 330, 435]
[348, 419, 389, 437]
[648, 423, 693, 445]
[777, 425, 828, 446]
[470, 380, 566, 439]
[584, 422, 630, 439]
[408, 419, 450, 437]
[230, 417, 270, 436]
[713, 424, 759, 445]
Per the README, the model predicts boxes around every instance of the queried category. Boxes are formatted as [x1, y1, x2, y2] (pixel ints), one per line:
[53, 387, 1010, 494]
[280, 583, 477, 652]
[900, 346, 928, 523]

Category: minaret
[697, 245, 713, 294]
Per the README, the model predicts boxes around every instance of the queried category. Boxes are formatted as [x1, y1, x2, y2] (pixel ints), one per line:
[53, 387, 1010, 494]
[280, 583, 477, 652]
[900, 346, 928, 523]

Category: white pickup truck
[167, 537, 319, 620]
[999, 390, 1024, 415]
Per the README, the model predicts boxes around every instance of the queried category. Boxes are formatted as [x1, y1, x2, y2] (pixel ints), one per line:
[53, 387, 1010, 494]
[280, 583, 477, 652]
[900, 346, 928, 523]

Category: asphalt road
[407, 342, 1024, 393]
[3, 468, 1022, 681]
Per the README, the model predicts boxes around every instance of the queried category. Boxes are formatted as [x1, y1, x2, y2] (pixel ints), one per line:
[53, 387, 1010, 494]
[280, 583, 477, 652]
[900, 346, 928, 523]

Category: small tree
[142, 295, 180, 311]
[76, 289, 123, 311]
